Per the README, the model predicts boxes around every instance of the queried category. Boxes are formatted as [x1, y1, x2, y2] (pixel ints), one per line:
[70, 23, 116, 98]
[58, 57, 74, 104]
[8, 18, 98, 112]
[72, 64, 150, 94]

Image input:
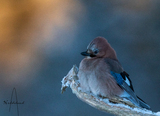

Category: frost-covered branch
[61, 65, 160, 116]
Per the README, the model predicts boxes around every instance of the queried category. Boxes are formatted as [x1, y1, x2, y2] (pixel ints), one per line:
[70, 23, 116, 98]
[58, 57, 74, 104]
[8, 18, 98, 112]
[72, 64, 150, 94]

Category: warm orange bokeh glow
[0, 0, 84, 84]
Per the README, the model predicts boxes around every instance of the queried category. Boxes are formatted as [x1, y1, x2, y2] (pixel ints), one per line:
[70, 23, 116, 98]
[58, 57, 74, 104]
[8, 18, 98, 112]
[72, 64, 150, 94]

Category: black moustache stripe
[90, 54, 96, 57]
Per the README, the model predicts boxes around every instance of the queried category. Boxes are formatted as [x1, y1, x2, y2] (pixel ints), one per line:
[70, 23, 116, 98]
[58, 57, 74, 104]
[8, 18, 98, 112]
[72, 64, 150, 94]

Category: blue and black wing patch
[110, 71, 134, 91]
[110, 71, 139, 105]
[110, 71, 151, 109]
[110, 71, 123, 85]
[120, 71, 134, 91]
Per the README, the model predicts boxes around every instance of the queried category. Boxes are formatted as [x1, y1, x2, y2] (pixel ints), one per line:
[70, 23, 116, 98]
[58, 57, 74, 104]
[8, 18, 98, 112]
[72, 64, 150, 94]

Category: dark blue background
[0, 0, 160, 116]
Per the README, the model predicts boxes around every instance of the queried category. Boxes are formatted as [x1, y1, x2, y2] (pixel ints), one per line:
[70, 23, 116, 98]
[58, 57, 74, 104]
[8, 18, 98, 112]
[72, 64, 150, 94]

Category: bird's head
[81, 37, 117, 60]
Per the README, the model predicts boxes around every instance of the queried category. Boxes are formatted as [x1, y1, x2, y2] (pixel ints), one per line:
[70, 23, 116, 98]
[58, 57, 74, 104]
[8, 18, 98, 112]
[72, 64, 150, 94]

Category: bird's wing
[105, 58, 134, 90]
[120, 71, 134, 91]
[110, 71, 139, 104]
[112, 71, 151, 109]
[105, 58, 139, 105]
[105, 58, 150, 109]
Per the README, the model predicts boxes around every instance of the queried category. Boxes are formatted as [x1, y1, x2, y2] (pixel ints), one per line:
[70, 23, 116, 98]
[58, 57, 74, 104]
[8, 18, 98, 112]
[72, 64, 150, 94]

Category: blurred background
[0, 0, 160, 116]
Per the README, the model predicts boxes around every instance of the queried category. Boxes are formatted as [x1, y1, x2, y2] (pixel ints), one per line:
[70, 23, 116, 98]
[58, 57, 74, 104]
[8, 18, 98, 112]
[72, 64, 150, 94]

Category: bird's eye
[94, 50, 99, 54]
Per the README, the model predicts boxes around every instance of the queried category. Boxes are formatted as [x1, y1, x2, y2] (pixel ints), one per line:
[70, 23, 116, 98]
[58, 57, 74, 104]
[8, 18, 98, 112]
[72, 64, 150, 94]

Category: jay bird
[78, 37, 150, 109]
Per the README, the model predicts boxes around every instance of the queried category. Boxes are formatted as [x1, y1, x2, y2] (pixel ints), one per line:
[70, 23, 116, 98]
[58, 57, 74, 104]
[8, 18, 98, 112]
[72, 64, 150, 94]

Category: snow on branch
[61, 65, 160, 116]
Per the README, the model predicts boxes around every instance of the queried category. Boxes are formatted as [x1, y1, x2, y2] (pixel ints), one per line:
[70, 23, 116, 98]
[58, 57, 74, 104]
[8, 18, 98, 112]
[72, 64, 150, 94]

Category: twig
[61, 65, 160, 116]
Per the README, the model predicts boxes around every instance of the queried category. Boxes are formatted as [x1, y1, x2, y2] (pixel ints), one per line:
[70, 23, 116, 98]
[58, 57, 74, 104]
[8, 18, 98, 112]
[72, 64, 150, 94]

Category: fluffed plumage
[78, 37, 150, 109]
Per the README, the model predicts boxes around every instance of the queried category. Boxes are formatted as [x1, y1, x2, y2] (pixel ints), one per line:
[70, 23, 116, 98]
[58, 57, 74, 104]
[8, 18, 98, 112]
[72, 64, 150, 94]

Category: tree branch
[61, 65, 160, 116]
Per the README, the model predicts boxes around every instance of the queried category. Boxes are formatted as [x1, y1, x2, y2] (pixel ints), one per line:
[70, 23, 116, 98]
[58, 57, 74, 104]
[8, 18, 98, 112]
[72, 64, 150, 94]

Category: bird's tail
[137, 96, 151, 110]
[124, 95, 151, 110]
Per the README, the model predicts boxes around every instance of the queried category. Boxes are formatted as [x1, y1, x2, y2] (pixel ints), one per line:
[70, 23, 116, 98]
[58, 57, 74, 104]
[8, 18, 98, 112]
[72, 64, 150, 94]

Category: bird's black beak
[81, 51, 91, 56]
